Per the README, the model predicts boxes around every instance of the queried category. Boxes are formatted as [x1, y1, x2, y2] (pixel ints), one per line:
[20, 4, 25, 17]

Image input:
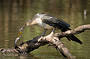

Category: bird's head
[26, 13, 46, 26]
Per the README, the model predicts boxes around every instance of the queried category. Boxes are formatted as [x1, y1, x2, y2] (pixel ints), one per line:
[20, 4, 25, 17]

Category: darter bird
[26, 13, 82, 44]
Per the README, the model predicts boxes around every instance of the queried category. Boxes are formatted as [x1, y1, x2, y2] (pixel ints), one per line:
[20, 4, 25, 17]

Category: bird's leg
[38, 29, 47, 42]
[41, 29, 47, 36]
[47, 28, 56, 47]
[52, 28, 55, 33]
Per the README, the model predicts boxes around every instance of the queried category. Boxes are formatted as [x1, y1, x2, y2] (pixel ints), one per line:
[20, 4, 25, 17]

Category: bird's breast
[35, 18, 53, 29]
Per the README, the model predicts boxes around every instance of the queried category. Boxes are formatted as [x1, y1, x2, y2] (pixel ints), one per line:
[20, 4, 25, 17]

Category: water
[0, 0, 90, 59]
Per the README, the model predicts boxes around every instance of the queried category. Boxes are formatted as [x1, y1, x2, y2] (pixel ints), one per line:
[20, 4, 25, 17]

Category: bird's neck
[35, 18, 43, 26]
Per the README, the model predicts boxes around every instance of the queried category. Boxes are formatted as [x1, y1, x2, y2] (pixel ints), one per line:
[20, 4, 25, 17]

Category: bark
[0, 24, 90, 59]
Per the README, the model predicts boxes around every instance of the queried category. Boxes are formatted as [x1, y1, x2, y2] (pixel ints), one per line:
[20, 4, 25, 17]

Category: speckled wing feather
[41, 14, 82, 44]
[41, 15, 70, 30]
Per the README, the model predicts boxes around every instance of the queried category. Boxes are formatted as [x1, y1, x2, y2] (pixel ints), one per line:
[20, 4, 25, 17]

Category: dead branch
[0, 24, 90, 59]
[55, 24, 90, 38]
[38, 30, 76, 59]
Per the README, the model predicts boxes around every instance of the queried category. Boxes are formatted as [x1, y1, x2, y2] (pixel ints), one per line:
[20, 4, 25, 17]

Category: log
[0, 24, 90, 59]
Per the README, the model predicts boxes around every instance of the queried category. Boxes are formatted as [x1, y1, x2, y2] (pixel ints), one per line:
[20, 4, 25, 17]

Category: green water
[0, 0, 90, 59]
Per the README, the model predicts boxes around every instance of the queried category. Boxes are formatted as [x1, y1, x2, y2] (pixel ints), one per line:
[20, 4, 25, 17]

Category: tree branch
[0, 24, 90, 59]
[55, 24, 90, 38]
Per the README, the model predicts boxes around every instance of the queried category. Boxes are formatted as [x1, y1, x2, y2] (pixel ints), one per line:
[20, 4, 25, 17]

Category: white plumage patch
[35, 13, 53, 29]
[35, 18, 44, 27]
[35, 18, 53, 29]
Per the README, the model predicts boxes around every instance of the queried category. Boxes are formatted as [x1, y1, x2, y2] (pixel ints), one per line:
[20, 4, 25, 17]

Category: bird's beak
[26, 20, 37, 26]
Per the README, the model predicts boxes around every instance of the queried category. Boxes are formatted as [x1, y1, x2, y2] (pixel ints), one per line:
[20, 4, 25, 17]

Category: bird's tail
[61, 28, 82, 44]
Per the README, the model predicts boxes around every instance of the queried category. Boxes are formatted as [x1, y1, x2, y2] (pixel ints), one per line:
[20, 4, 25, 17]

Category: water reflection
[0, 0, 90, 59]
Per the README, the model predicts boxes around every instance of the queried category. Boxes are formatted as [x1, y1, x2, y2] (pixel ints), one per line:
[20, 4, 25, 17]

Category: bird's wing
[42, 15, 70, 29]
